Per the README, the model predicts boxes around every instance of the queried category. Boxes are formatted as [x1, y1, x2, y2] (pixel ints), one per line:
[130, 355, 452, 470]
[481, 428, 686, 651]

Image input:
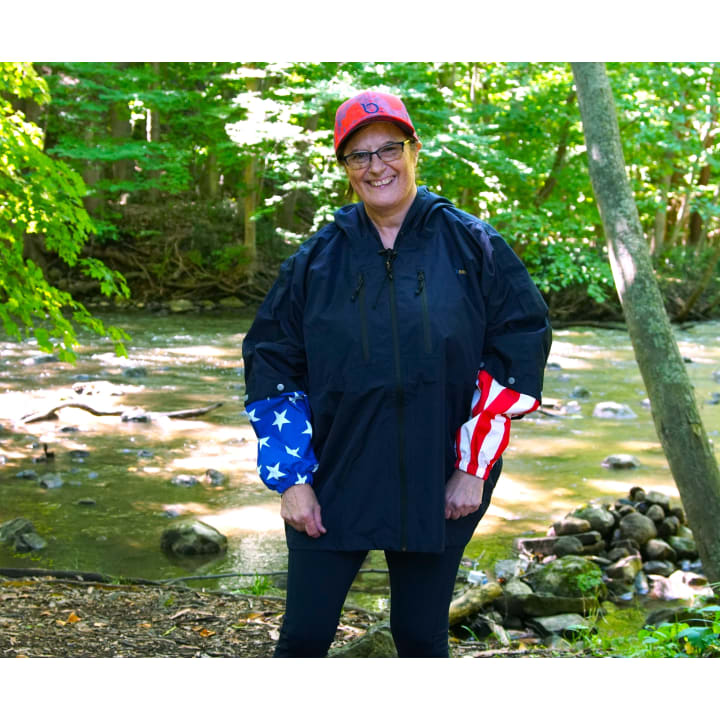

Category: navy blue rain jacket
[242, 187, 551, 553]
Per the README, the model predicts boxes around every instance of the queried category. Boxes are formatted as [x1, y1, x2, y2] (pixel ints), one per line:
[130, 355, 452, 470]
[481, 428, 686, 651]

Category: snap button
[276, 383, 285, 391]
[508, 377, 516, 385]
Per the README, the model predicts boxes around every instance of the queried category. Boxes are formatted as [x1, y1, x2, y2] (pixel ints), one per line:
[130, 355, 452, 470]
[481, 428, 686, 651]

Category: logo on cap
[361, 102, 380, 114]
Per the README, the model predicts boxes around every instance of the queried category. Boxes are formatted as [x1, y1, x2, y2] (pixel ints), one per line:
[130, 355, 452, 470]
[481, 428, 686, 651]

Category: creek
[1, 310, 719, 613]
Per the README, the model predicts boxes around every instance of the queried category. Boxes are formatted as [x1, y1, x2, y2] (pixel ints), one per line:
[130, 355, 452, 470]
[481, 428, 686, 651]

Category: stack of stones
[514, 486, 701, 600]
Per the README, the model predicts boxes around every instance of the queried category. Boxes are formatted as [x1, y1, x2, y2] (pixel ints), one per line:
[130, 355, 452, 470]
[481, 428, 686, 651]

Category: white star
[285, 446, 300, 458]
[302, 421, 313, 436]
[246, 408, 259, 422]
[296, 474, 308, 484]
[258, 436, 270, 449]
[265, 463, 286, 481]
[272, 409, 291, 431]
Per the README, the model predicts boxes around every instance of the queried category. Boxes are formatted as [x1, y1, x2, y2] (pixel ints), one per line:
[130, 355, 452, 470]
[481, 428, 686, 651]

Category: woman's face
[342, 121, 420, 219]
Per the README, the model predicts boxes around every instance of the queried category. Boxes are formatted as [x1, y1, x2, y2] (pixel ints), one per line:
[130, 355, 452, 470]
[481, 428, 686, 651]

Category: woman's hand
[444, 469, 485, 520]
[281, 484, 327, 538]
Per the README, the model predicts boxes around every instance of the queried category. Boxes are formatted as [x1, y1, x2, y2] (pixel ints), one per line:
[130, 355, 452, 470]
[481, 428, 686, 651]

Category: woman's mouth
[369, 176, 394, 188]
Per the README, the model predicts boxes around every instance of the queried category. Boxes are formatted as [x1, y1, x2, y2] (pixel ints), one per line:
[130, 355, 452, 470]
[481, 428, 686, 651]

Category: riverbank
[0, 573, 594, 658]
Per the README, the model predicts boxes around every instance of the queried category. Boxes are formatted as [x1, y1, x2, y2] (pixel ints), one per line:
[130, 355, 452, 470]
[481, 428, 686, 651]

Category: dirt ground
[0, 573, 565, 658]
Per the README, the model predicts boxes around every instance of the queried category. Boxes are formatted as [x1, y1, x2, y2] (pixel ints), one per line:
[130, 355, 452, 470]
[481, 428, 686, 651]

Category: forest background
[2, 61, 720, 356]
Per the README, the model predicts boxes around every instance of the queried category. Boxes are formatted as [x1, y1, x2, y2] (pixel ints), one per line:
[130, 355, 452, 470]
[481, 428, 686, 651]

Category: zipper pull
[351, 272, 364, 302]
[415, 270, 425, 295]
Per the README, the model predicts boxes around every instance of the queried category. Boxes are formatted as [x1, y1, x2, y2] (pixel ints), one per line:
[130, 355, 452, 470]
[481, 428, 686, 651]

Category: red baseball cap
[334, 90, 418, 157]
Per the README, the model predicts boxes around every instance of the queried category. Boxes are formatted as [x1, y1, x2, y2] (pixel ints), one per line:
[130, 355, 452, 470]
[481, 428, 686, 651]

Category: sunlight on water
[1, 313, 719, 600]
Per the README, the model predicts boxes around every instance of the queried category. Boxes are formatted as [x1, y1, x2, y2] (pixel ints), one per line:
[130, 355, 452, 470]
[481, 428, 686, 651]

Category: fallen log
[21, 401, 223, 424]
[448, 581, 503, 627]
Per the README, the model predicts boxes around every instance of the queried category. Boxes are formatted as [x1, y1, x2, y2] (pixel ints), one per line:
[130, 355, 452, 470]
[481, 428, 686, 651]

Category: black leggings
[274, 545, 466, 658]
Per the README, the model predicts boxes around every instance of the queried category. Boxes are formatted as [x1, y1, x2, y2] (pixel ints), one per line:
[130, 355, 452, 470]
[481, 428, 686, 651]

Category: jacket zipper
[380, 247, 408, 551]
[415, 270, 432, 354]
[351, 272, 370, 362]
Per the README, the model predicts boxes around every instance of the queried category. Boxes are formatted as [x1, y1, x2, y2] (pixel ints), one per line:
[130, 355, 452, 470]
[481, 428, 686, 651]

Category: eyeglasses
[341, 139, 413, 169]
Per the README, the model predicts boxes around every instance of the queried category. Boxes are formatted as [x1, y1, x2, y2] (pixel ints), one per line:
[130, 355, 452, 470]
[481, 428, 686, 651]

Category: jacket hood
[333, 185, 454, 238]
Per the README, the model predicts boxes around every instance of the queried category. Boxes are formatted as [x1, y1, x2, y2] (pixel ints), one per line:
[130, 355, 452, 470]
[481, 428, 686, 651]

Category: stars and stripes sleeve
[246, 392, 318, 494]
[455, 369, 541, 480]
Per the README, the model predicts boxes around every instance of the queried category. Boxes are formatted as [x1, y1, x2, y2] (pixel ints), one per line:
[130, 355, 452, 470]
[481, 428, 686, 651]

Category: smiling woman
[241, 89, 552, 658]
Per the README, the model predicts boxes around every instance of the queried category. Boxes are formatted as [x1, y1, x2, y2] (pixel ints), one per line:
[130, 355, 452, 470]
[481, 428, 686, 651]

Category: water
[1, 311, 719, 608]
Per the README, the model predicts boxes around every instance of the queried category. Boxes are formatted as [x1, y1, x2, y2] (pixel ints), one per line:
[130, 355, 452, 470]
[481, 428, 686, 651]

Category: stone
[553, 516, 591, 536]
[16, 469, 38, 479]
[161, 520, 227, 556]
[204, 469, 226, 486]
[513, 593, 601, 618]
[619, 512, 657, 545]
[171, 474, 199, 487]
[122, 366, 148, 378]
[571, 505, 616, 535]
[648, 570, 714, 602]
[629, 486, 646, 502]
[513, 536, 559, 557]
[493, 558, 529, 582]
[667, 535, 698, 560]
[592, 401, 637, 419]
[605, 554, 643, 584]
[527, 613, 594, 639]
[570, 386, 591, 399]
[658, 515, 680, 540]
[38, 473, 63, 489]
[601, 454, 640, 470]
[645, 504, 665, 524]
[555, 536, 584, 557]
[527, 555, 606, 599]
[168, 299, 195, 313]
[0, 518, 47, 553]
[644, 539, 676, 562]
[642, 560, 676, 577]
[329, 622, 397, 658]
[77, 498, 97, 506]
[218, 296, 246, 309]
[645, 491, 671, 512]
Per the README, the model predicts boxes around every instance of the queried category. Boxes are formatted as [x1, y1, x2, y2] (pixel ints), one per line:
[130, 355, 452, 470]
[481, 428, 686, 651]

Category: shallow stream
[1, 311, 719, 612]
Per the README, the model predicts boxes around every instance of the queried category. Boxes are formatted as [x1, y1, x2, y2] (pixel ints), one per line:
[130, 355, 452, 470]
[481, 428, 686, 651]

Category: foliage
[0, 62, 129, 360]
[17, 61, 720, 319]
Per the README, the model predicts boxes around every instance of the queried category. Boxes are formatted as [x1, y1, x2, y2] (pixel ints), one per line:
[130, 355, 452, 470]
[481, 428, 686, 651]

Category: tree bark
[571, 62, 720, 584]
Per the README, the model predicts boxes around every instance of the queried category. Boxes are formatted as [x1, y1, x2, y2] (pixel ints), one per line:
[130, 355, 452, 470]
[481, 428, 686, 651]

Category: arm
[448, 223, 551, 517]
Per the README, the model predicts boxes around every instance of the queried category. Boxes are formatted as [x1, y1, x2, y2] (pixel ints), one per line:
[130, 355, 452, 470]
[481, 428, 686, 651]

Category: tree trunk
[571, 62, 720, 584]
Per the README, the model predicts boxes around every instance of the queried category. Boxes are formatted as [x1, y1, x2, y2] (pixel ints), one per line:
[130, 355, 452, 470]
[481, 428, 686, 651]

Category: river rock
[605, 554, 642, 584]
[645, 490, 671, 512]
[644, 539, 676, 562]
[38, 473, 63, 489]
[648, 570, 714, 602]
[218, 296, 246, 309]
[645, 504, 665, 524]
[121, 408, 151, 422]
[22, 354, 60, 366]
[592, 402, 637, 419]
[553, 516, 591, 536]
[643, 560, 676, 577]
[554, 535, 584, 557]
[160, 520, 227, 556]
[168, 299, 195, 313]
[204, 469, 226, 486]
[601, 454, 639, 470]
[527, 555, 606, 599]
[571, 505, 616, 535]
[527, 613, 594, 639]
[667, 535, 698, 560]
[493, 557, 529, 582]
[328, 622, 397, 658]
[171, 474, 199, 487]
[16, 469, 39, 480]
[618, 512, 657, 545]
[570, 386, 591, 399]
[0, 518, 47, 552]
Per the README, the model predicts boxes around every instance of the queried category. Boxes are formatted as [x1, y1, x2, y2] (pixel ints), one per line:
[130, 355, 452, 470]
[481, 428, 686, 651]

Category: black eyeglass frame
[340, 139, 414, 169]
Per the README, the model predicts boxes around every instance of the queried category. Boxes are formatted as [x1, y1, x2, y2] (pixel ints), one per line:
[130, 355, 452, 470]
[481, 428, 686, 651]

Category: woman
[242, 90, 552, 657]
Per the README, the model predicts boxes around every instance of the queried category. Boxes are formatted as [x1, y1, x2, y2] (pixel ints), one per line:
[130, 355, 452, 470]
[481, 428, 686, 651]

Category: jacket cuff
[455, 369, 540, 479]
[246, 393, 318, 494]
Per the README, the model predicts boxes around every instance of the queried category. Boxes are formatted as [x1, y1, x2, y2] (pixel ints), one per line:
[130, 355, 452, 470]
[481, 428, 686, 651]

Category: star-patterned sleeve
[245, 391, 318, 494]
[454, 369, 541, 480]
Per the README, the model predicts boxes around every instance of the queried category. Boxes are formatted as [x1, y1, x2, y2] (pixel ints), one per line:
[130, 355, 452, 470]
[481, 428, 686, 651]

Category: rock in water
[161, 520, 227, 556]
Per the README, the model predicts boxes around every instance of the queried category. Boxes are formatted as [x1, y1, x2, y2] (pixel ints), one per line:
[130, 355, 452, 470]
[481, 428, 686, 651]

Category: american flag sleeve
[455, 369, 541, 480]
[245, 392, 319, 494]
